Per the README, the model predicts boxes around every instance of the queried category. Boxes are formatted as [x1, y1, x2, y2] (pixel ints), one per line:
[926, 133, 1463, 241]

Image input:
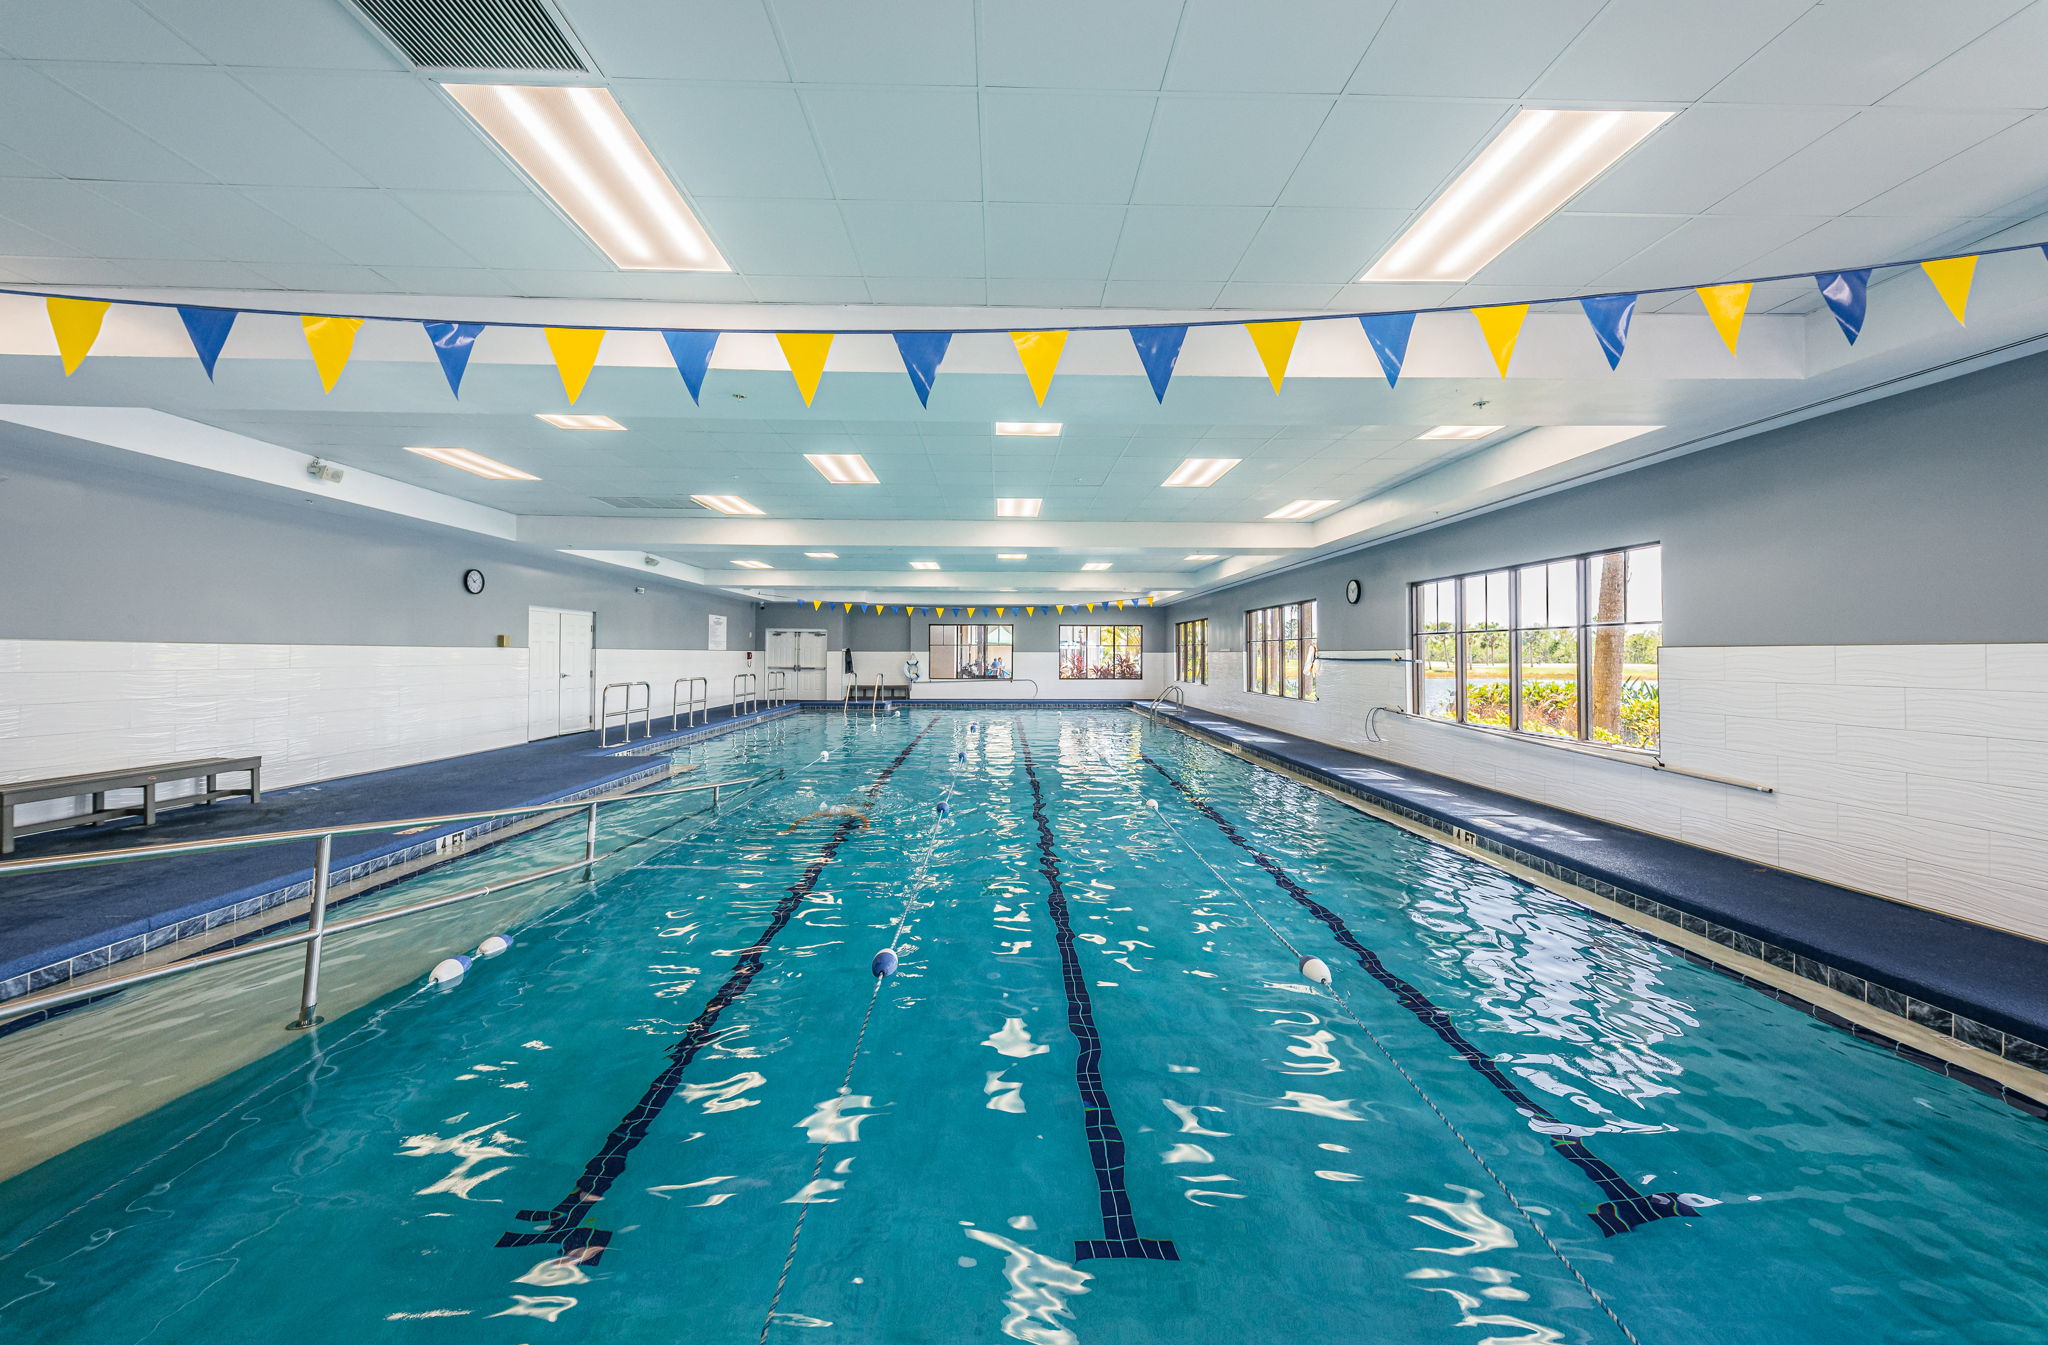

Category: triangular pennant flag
[811, 600, 821, 610]
[1920, 256, 1977, 325]
[1129, 326, 1188, 402]
[1357, 312, 1415, 387]
[661, 330, 720, 403]
[776, 332, 833, 405]
[967, 607, 976, 617]
[892, 331, 951, 407]
[1011, 330, 1068, 405]
[422, 321, 484, 397]
[995, 607, 1005, 617]
[843, 603, 853, 612]
[1471, 305, 1528, 378]
[1115, 599, 1126, 609]
[1026, 607, 1035, 616]
[46, 297, 110, 376]
[1146, 596, 1155, 605]
[544, 327, 605, 404]
[1815, 270, 1871, 345]
[301, 315, 363, 393]
[177, 306, 237, 380]
[1696, 283, 1752, 355]
[1056, 605, 1066, 614]
[1244, 320, 1301, 393]
[1578, 294, 1637, 370]
[1086, 603, 1096, 612]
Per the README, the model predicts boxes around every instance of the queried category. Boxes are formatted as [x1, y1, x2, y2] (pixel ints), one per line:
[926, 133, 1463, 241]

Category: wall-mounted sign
[708, 614, 728, 651]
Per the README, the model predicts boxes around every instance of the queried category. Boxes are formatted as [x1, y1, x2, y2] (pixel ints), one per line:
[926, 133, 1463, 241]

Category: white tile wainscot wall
[0, 639, 528, 827]
[851, 650, 1172, 701]
[592, 649, 763, 722]
[1175, 645, 2048, 942]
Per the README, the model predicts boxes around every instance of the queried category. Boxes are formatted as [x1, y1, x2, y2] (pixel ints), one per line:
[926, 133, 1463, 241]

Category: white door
[796, 630, 828, 699]
[527, 608, 596, 740]
[558, 611, 595, 732]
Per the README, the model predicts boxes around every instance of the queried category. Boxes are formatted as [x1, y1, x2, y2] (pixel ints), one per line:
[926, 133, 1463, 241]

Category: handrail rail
[1146, 684, 1187, 721]
[0, 769, 783, 1029]
[764, 669, 790, 707]
[732, 672, 759, 717]
[671, 676, 708, 731]
[598, 680, 651, 747]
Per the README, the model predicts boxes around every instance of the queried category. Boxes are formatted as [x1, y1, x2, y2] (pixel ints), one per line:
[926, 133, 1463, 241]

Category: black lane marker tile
[496, 719, 940, 1263]
[1016, 725, 1179, 1265]
[1141, 753, 1695, 1239]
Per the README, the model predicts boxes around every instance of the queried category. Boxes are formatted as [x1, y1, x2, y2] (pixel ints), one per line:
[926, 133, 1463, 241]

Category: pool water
[1, 709, 2044, 1344]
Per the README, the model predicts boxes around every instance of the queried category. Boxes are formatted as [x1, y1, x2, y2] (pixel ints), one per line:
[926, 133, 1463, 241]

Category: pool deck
[1155, 705, 2048, 1065]
[0, 704, 796, 998]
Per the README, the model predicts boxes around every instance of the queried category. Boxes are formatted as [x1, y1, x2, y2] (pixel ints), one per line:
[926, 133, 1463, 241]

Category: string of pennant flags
[16, 240, 2033, 406]
[806, 599, 1155, 616]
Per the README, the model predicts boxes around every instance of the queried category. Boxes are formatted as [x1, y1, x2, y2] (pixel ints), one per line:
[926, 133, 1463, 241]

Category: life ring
[904, 658, 922, 682]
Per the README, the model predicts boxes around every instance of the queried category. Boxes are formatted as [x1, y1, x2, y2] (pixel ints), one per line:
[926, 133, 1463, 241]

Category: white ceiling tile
[982, 92, 1155, 204]
[0, 179, 208, 258]
[616, 84, 832, 199]
[236, 188, 477, 267]
[139, 0, 401, 68]
[696, 198, 857, 275]
[987, 278, 1106, 306]
[770, 0, 977, 85]
[803, 89, 981, 200]
[84, 181, 344, 264]
[0, 255, 146, 283]
[243, 262, 403, 293]
[978, 0, 1183, 90]
[0, 0, 206, 63]
[842, 201, 984, 276]
[985, 204, 1124, 280]
[235, 72, 527, 194]
[1713, 109, 2020, 215]
[47, 65, 373, 189]
[1165, 0, 1393, 93]
[115, 258, 272, 289]
[745, 275, 871, 303]
[865, 278, 990, 305]
[1593, 215, 1825, 289]
[1109, 205, 1265, 281]
[1707, 0, 2028, 106]
[1739, 215, 1989, 277]
[1857, 113, 2048, 217]
[392, 191, 610, 271]
[558, 0, 790, 81]
[1570, 104, 1853, 214]
[1132, 96, 1330, 205]
[1886, 2, 2048, 109]
[1100, 280, 1225, 307]
[1214, 281, 1343, 309]
[1331, 281, 1459, 312]
[1348, 0, 1605, 98]
[1472, 214, 1687, 288]
[0, 144, 54, 177]
[1532, 0, 1812, 102]
[1280, 100, 1506, 209]
[0, 63, 208, 181]
[1231, 207, 1408, 283]
[0, 208, 76, 258]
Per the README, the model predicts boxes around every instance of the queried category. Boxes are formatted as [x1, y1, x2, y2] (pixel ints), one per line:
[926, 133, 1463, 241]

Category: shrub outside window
[1059, 625, 1143, 679]
[928, 624, 1013, 679]
[1244, 600, 1317, 699]
[1175, 619, 1208, 683]
[1412, 544, 1660, 750]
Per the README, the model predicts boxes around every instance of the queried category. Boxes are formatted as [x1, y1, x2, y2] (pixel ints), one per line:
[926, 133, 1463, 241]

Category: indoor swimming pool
[0, 709, 2043, 1344]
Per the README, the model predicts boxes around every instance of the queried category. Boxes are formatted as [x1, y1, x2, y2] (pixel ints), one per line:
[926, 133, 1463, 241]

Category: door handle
[561, 673, 570, 678]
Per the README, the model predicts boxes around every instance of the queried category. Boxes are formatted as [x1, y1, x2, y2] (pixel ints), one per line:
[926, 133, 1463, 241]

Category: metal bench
[0, 756, 262, 855]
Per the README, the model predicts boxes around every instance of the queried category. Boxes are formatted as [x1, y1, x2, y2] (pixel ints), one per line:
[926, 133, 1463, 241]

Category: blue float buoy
[958, 751, 967, 761]
[428, 954, 473, 986]
[872, 948, 899, 977]
[476, 934, 514, 958]
[936, 800, 949, 817]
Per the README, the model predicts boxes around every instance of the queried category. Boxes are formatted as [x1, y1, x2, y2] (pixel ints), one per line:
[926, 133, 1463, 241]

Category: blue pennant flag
[892, 331, 952, 407]
[423, 321, 485, 397]
[177, 306, 237, 380]
[1815, 270, 1871, 345]
[1129, 325, 1187, 402]
[661, 330, 720, 403]
[1578, 293, 1638, 369]
[1357, 312, 1415, 386]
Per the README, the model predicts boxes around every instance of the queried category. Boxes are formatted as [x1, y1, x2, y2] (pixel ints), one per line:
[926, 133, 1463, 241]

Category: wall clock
[462, 568, 486, 594]
[1345, 579, 1361, 604]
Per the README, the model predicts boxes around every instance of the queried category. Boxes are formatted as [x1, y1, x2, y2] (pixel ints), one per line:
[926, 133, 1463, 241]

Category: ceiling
[4, 0, 2048, 605]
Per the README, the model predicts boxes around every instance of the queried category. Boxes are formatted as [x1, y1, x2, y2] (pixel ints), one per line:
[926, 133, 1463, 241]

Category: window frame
[1242, 599, 1318, 700]
[926, 622, 1015, 680]
[1058, 624, 1145, 680]
[1174, 618, 1209, 684]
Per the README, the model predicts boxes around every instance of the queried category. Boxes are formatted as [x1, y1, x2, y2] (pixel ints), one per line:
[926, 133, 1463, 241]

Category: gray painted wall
[762, 603, 1170, 653]
[1169, 351, 2048, 651]
[0, 430, 762, 650]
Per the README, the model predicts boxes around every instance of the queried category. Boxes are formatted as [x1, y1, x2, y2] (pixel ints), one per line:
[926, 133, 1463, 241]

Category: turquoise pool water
[1, 709, 2045, 1344]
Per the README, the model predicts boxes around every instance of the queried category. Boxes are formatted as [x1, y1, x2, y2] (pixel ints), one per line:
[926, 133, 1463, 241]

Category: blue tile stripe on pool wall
[494, 717, 940, 1264]
[1141, 752, 1698, 1238]
[1016, 724, 1180, 1264]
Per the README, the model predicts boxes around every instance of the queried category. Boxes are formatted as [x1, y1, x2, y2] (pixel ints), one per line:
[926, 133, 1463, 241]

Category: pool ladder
[1145, 684, 1187, 721]
[732, 672, 761, 717]
[670, 677, 709, 731]
[842, 671, 885, 711]
[599, 681, 652, 746]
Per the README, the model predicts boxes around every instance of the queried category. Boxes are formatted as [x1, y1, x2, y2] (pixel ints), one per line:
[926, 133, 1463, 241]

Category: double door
[527, 607, 595, 739]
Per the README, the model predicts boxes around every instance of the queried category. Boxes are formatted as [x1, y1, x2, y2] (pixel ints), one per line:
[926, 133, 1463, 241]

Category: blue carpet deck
[1162, 706, 2048, 1050]
[0, 706, 791, 986]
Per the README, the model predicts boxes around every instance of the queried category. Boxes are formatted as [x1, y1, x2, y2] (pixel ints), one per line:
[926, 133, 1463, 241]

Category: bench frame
[0, 757, 262, 855]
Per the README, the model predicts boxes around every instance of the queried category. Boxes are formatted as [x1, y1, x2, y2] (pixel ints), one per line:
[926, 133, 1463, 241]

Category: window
[1059, 625, 1143, 679]
[1411, 544, 1661, 750]
[1245, 600, 1317, 699]
[1175, 619, 1208, 683]
[928, 624, 1013, 679]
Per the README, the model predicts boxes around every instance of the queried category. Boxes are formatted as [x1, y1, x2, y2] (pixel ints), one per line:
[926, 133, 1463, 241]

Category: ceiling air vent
[351, 0, 584, 72]
[595, 497, 709, 511]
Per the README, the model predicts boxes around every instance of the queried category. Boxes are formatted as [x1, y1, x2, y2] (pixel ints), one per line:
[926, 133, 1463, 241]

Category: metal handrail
[671, 676, 709, 731]
[1146, 685, 1187, 721]
[0, 771, 781, 1029]
[599, 681, 651, 746]
[732, 672, 759, 717]
[764, 670, 790, 707]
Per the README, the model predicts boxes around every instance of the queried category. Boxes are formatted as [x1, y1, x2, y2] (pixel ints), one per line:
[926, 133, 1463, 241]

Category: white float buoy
[821, 750, 830, 761]
[1299, 955, 1332, 987]
[1146, 799, 1160, 811]
[428, 955, 473, 986]
[476, 934, 515, 958]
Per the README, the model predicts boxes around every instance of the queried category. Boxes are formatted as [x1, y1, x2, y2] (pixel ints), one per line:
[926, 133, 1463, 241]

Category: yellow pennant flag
[1471, 305, 1528, 378]
[1244, 320, 1301, 393]
[1056, 605, 1066, 614]
[1010, 330, 1068, 405]
[301, 316, 364, 393]
[1146, 596, 1155, 605]
[996, 607, 1005, 617]
[1920, 255, 1977, 324]
[1696, 283, 1752, 355]
[46, 297, 110, 375]
[812, 600, 822, 610]
[544, 327, 605, 404]
[777, 332, 834, 405]
[842, 602, 853, 612]
[967, 607, 976, 617]
[936, 608, 945, 618]
[1085, 602, 1096, 612]
[1026, 606, 1035, 616]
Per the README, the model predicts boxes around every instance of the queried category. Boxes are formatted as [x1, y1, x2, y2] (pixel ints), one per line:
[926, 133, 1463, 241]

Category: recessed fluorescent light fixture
[1266, 499, 1339, 520]
[731, 559, 772, 570]
[804, 551, 839, 559]
[909, 561, 940, 570]
[996, 498, 1042, 517]
[1360, 109, 1671, 283]
[1162, 457, 1241, 488]
[997, 553, 1028, 560]
[1419, 424, 1505, 440]
[403, 446, 539, 481]
[445, 84, 729, 272]
[1185, 553, 1219, 561]
[691, 494, 764, 515]
[1081, 562, 1112, 571]
[995, 422, 1061, 436]
[805, 453, 879, 485]
[536, 413, 625, 430]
